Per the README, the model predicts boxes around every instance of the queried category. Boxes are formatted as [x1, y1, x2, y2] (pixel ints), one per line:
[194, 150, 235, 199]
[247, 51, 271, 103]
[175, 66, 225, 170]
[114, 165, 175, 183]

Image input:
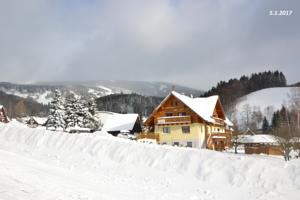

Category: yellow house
[143, 91, 233, 151]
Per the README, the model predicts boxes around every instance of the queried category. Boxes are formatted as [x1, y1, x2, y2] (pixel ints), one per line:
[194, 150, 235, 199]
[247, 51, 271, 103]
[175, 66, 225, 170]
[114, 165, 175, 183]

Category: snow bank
[0, 121, 300, 192]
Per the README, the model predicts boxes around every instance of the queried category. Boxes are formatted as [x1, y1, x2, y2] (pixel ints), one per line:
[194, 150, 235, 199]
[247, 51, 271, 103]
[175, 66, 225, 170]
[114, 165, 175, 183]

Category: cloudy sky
[0, 0, 299, 90]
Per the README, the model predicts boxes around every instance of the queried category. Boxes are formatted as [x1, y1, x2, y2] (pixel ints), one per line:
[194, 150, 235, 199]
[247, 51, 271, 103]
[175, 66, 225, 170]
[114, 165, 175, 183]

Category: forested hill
[96, 93, 163, 117]
[201, 71, 287, 112]
[0, 91, 48, 118]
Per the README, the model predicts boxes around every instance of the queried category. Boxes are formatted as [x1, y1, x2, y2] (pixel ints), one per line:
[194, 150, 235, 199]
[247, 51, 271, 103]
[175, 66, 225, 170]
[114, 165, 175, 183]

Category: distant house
[27, 116, 48, 128]
[143, 91, 233, 151]
[0, 105, 9, 123]
[238, 134, 282, 155]
[95, 111, 142, 136]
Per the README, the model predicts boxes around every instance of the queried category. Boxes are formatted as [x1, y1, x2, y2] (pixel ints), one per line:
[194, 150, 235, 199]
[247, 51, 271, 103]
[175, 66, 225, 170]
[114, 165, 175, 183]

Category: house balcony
[156, 115, 191, 125]
[211, 130, 226, 134]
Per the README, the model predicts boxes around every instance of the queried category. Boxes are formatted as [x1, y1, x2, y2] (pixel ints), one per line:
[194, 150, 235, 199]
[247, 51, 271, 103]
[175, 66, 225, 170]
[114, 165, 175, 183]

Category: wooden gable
[212, 99, 225, 120]
[144, 93, 205, 126]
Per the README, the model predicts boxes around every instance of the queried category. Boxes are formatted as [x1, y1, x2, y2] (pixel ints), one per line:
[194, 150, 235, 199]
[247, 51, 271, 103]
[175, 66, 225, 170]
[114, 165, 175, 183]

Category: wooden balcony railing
[156, 115, 191, 125]
[212, 117, 225, 125]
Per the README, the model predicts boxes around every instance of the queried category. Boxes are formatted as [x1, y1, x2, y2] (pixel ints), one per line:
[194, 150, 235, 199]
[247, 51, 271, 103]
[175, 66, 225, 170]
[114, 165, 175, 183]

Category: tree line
[96, 93, 163, 118]
[0, 91, 48, 118]
[202, 71, 287, 113]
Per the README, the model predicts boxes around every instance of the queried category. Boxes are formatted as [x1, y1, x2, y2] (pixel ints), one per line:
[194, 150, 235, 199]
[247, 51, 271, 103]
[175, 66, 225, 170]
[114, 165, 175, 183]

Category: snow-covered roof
[101, 113, 139, 132]
[32, 117, 48, 125]
[95, 111, 115, 125]
[171, 91, 219, 123]
[225, 117, 234, 127]
[238, 134, 279, 144]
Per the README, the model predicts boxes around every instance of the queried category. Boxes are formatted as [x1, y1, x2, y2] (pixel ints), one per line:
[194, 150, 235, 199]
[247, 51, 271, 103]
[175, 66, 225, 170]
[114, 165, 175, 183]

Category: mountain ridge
[0, 81, 203, 102]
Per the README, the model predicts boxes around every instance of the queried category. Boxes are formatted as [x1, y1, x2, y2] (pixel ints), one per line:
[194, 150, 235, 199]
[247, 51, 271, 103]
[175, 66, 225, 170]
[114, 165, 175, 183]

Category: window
[165, 112, 173, 116]
[173, 142, 179, 146]
[178, 112, 186, 116]
[163, 127, 171, 134]
[187, 142, 193, 147]
[182, 126, 190, 134]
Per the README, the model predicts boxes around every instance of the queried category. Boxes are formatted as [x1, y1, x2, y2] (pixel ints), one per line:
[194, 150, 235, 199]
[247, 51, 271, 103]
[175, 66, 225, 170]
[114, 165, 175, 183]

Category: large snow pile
[0, 121, 299, 200]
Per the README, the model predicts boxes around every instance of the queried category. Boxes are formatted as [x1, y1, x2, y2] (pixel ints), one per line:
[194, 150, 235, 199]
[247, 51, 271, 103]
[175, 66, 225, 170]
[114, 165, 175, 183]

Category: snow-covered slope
[235, 87, 299, 121]
[1, 89, 52, 105]
[0, 121, 299, 199]
[36, 80, 203, 97]
[0, 81, 202, 106]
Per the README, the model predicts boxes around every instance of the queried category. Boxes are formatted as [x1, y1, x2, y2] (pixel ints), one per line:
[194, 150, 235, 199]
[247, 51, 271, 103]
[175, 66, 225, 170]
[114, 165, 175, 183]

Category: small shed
[0, 105, 9, 123]
[238, 134, 282, 155]
[96, 111, 142, 136]
[27, 117, 48, 128]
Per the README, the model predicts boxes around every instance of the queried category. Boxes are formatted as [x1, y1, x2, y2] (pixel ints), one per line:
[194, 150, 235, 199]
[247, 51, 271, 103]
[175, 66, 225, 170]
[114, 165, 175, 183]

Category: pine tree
[262, 117, 270, 134]
[272, 111, 280, 129]
[82, 98, 100, 131]
[46, 89, 66, 130]
[64, 94, 78, 129]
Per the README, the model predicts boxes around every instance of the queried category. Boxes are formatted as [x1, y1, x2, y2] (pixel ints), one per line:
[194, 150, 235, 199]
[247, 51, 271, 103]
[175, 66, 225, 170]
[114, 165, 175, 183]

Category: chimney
[171, 85, 175, 91]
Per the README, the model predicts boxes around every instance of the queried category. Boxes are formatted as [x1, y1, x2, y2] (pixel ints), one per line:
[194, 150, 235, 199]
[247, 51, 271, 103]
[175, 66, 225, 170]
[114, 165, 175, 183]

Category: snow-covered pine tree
[82, 98, 101, 132]
[262, 117, 270, 134]
[74, 97, 85, 128]
[46, 89, 66, 130]
[64, 94, 78, 129]
[88, 98, 96, 115]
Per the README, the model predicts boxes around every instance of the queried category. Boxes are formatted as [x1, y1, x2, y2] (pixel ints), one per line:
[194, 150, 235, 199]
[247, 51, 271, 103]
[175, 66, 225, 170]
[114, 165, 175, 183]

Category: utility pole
[171, 85, 175, 91]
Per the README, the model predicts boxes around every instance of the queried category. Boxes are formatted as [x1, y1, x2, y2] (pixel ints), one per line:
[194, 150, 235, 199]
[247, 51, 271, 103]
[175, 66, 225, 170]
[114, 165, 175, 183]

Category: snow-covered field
[0, 121, 300, 200]
[235, 87, 299, 121]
